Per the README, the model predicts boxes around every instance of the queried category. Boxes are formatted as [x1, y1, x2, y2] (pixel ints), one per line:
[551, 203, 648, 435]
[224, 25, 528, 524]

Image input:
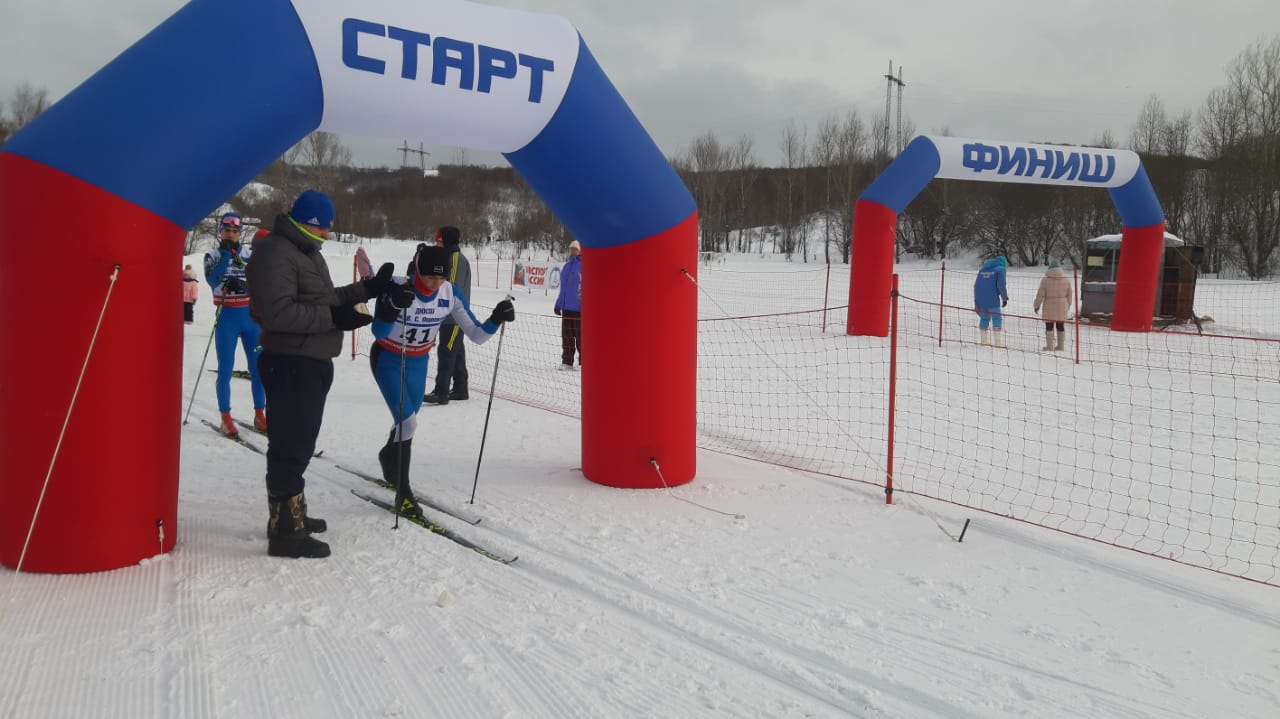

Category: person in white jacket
[368, 244, 515, 519]
[1034, 259, 1075, 351]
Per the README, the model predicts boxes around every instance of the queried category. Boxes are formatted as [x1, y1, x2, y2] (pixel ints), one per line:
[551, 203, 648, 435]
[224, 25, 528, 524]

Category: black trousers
[433, 323, 468, 397]
[183, 302, 194, 323]
[258, 351, 333, 497]
[560, 310, 582, 365]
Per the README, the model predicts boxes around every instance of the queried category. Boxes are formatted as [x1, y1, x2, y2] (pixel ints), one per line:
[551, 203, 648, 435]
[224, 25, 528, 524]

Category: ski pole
[182, 305, 222, 425]
[469, 295, 514, 504]
[393, 305, 408, 531]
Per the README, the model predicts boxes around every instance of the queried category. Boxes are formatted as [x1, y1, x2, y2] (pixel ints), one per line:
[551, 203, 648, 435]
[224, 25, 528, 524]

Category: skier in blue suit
[973, 255, 1009, 347]
[203, 211, 266, 435]
[368, 244, 515, 518]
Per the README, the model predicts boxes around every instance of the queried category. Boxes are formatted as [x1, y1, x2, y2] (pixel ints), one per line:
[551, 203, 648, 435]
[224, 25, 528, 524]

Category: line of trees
[668, 38, 1279, 278]
[4, 37, 1277, 277]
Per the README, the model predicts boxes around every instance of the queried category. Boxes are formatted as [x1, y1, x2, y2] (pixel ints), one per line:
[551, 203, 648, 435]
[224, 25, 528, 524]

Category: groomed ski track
[4, 393, 1275, 718]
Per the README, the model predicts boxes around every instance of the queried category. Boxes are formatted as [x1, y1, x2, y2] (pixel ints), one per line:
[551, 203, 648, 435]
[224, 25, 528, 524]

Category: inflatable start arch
[848, 135, 1165, 336]
[0, 0, 697, 573]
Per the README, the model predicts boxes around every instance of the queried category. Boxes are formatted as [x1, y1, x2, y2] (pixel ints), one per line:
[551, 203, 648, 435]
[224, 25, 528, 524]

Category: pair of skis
[331, 465, 516, 564]
[329, 464, 480, 526]
[202, 417, 323, 458]
[199, 418, 264, 454]
[198, 418, 514, 564]
[205, 368, 252, 380]
[349, 489, 515, 564]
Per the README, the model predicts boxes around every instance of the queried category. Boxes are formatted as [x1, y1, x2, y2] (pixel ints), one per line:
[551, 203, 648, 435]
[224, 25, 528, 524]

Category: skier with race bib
[204, 211, 266, 436]
[369, 244, 515, 519]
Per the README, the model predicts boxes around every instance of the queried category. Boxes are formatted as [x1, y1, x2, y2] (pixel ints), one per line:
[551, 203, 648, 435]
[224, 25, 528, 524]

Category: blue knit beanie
[289, 190, 335, 229]
[1048, 258, 1061, 269]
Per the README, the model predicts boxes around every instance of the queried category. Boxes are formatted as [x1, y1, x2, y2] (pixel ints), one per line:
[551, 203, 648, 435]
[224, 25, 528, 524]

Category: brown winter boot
[264, 493, 326, 535]
[1043, 330, 1055, 351]
[299, 495, 327, 533]
[993, 328, 1007, 348]
[980, 329, 991, 346]
[1055, 330, 1066, 351]
[267, 493, 330, 558]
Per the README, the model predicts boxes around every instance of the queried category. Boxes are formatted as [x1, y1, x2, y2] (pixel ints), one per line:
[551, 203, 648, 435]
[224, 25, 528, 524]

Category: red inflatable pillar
[1110, 222, 1167, 332]
[0, 153, 181, 572]
[847, 199, 898, 337]
[581, 212, 699, 488]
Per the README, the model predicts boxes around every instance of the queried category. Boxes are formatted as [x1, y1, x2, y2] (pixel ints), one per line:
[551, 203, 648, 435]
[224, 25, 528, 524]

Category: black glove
[488, 299, 515, 325]
[361, 262, 395, 297]
[374, 294, 399, 323]
[222, 277, 247, 294]
[387, 282, 415, 309]
[331, 302, 373, 331]
[553, 307, 562, 316]
[1002, 298, 1008, 308]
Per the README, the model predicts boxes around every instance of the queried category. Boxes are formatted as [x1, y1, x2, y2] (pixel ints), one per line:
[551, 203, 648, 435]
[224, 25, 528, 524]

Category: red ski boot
[219, 411, 239, 437]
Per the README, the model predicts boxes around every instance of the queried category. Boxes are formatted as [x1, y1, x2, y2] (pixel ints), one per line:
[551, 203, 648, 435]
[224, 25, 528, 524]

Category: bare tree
[1197, 36, 1280, 279]
[1129, 95, 1167, 154]
[1091, 130, 1118, 149]
[8, 82, 50, 130]
[298, 131, 352, 197]
[266, 143, 304, 211]
[726, 134, 758, 253]
[1181, 169, 1226, 274]
[677, 131, 732, 252]
[776, 122, 808, 259]
[810, 115, 841, 263]
[809, 110, 870, 263]
[868, 109, 892, 166]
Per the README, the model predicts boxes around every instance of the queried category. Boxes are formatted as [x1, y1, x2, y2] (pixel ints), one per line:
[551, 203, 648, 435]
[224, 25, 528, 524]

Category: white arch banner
[294, 0, 580, 152]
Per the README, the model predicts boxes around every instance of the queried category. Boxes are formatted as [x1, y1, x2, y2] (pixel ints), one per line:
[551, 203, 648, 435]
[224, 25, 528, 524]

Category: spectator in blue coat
[553, 240, 583, 369]
[973, 255, 1009, 346]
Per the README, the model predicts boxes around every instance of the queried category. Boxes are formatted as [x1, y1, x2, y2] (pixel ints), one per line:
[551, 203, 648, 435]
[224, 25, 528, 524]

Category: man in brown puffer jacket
[246, 189, 396, 558]
[1033, 259, 1075, 351]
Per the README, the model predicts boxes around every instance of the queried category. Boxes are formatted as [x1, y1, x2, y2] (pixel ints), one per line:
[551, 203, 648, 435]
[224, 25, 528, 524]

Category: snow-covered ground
[1, 244, 1277, 718]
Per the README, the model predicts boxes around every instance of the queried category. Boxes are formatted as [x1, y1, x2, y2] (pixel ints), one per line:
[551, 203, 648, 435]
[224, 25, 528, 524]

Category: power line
[396, 141, 431, 171]
[884, 61, 906, 155]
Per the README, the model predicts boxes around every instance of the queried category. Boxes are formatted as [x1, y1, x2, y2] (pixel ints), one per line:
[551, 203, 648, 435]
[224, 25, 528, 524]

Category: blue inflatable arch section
[8, 0, 694, 241]
[0, 0, 698, 572]
[847, 135, 1166, 336]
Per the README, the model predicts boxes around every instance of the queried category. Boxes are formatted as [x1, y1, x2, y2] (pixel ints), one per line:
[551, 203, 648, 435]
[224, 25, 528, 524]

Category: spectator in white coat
[1034, 259, 1075, 351]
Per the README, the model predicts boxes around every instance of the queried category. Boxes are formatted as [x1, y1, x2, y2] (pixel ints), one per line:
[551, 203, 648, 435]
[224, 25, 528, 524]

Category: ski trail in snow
[309, 459, 954, 717]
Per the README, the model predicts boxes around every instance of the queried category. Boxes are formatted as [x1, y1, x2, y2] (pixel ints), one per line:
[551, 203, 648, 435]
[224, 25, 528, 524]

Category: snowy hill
[1, 246, 1276, 719]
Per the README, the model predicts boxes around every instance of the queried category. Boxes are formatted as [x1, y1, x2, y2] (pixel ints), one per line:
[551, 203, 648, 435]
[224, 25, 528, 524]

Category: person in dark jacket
[973, 255, 1009, 347]
[424, 226, 473, 404]
[245, 189, 396, 559]
[553, 240, 583, 369]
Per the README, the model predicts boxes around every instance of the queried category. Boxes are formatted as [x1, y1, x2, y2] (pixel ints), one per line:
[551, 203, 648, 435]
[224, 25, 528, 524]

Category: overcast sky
[3, 0, 1278, 168]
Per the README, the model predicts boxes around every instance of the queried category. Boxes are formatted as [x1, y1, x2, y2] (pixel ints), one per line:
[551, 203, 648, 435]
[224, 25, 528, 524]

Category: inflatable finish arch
[847, 135, 1165, 336]
[0, 0, 697, 573]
